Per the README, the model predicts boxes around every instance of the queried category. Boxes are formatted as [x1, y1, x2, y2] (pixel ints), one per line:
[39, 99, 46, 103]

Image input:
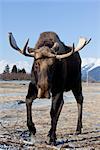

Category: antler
[55, 44, 74, 59]
[8, 33, 34, 57]
[9, 33, 91, 60]
[74, 37, 91, 52]
[53, 37, 91, 59]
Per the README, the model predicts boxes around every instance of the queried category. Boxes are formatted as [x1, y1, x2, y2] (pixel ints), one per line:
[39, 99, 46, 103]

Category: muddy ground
[0, 81, 100, 150]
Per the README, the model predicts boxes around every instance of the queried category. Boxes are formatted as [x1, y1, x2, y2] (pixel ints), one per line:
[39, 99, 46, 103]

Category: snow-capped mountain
[0, 58, 100, 82]
[82, 58, 100, 82]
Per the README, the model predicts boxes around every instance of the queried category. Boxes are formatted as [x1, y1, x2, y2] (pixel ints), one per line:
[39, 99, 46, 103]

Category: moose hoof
[47, 138, 56, 146]
[75, 129, 82, 135]
[47, 135, 56, 146]
[27, 123, 36, 135]
[30, 127, 36, 135]
[49, 140, 56, 146]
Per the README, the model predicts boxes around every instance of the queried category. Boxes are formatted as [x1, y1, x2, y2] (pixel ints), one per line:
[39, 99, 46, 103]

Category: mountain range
[82, 58, 100, 82]
[0, 58, 100, 82]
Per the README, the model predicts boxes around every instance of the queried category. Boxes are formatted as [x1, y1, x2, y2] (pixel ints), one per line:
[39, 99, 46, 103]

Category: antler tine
[8, 32, 34, 57]
[9, 32, 21, 52]
[74, 37, 91, 52]
[85, 38, 91, 45]
[20, 38, 33, 57]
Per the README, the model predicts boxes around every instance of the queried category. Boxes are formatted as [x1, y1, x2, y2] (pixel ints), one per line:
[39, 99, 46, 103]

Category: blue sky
[0, 0, 100, 64]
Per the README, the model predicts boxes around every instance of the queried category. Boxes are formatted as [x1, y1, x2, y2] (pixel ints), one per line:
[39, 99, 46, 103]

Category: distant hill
[82, 58, 100, 82]
[88, 66, 100, 81]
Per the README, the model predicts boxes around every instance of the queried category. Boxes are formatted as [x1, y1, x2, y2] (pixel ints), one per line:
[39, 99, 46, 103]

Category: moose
[9, 32, 91, 145]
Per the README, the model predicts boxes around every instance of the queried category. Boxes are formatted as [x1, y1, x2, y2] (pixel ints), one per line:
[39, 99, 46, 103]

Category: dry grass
[0, 81, 100, 149]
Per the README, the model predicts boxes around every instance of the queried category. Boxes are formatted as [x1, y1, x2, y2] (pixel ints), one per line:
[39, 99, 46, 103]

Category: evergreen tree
[18, 68, 22, 73]
[21, 68, 26, 73]
[18, 68, 26, 73]
[11, 65, 17, 73]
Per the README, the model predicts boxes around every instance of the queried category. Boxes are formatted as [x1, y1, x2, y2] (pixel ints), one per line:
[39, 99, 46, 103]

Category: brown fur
[34, 32, 61, 49]
[25, 32, 83, 145]
[34, 32, 72, 55]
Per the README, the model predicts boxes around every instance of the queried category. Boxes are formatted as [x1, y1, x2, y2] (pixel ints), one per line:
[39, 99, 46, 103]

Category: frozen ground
[0, 81, 100, 150]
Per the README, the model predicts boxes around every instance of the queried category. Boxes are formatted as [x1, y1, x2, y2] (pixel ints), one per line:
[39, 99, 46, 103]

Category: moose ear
[51, 42, 59, 52]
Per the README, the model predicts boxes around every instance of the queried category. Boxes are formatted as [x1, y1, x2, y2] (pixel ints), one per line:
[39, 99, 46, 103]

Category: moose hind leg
[26, 82, 37, 135]
[72, 89, 83, 134]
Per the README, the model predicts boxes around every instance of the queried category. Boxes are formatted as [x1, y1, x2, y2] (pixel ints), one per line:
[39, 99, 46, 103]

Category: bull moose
[9, 32, 91, 145]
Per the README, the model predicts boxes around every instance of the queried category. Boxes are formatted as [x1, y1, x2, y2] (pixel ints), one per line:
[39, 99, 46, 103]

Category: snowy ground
[0, 81, 100, 149]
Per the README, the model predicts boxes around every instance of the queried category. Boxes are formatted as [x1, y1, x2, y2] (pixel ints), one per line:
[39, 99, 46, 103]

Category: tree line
[3, 64, 26, 74]
[0, 64, 31, 80]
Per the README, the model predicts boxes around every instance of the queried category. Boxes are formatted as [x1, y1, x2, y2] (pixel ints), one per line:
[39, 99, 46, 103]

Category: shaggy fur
[35, 32, 61, 49]
[25, 32, 83, 145]
[34, 32, 71, 54]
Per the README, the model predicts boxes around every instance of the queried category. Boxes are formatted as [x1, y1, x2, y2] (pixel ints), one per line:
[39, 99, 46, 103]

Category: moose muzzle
[37, 87, 50, 99]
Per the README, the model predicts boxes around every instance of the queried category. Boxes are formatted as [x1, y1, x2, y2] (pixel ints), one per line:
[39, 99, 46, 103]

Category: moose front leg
[48, 92, 64, 145]
[72, 89, 83, 134]
[26, 82, 37, 135]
